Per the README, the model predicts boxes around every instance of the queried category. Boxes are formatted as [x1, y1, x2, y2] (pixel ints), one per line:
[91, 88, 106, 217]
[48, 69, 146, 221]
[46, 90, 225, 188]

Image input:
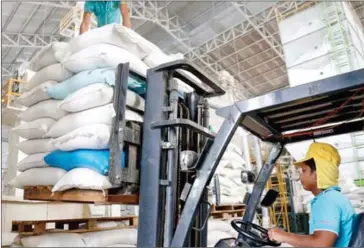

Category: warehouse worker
[80, 0, 131, 35]
[268, 142, 356, 247]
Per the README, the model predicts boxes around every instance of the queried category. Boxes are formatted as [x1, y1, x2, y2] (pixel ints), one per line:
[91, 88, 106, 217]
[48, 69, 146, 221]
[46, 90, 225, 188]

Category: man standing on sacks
[80, 0, 131, 34]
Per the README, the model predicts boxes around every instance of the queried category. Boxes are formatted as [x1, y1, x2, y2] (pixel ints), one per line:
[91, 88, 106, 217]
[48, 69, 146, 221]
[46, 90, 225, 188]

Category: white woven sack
[350, 199, 363, 208]
[17, 153, 48, 172]
[302, 194, 315, 205]
[46, 104, 143, 138]
[218, 195, 244, 205]
[51, 124, 111, 151]
[143, 47, 173, 67]
[18, 138, 56, 155]
[207, 230, 233, 247]
[9, 168, 66, 189]
[60, 83, 114, 112]
[345, 193, 360, 200]
[216, 159, 232, 171]
[229, 185, 247, 197]
[223, 154, 245, 168]
[62, 44, 149, 77]
[21, 233, 85, 247]
[220, 186, 233, 196]
[208, 219, 232, 233]
[12, 118, 56, 139]
[60, 83, 145, 112]
[127, 89, 145, 112]
[2, 233, 18, 247]
[217, 175, 238, 188]
[230, 176, 244, 186]
[46, 104, 115, 138]
[24, 64, 73, 92]
[218, 168, 241, 178]
[81, 228, 137, 247]
[16, 81, 57, 107]
[355, 208, 364, 214]
[67, 24, 158, 59]
[27, 42, 69, 72]
[18, 100, 67, 122]
[52, 168, 112, 192]
[354, 187, 364, 195]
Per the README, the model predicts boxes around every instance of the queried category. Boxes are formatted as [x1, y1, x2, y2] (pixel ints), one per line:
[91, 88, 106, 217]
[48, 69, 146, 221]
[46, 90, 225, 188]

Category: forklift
[110, 60, 364, 247]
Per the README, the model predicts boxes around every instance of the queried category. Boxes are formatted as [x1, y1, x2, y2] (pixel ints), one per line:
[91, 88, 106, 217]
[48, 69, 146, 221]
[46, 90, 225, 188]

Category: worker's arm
[120, 1, 131, 28]
[269, 200, 340, 247]
[268, 228, 337, 247]
[79, 12, 92, 35]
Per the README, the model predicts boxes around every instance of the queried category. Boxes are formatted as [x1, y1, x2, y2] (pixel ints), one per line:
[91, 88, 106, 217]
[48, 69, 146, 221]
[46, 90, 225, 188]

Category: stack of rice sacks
[209, 143, 248, 205]
[39, 24, 152, 195]
[339, 171, 364, 214]
[10, 42, 73, 190]
[10, 25, 158, 195]
[8, 24, 206, 248]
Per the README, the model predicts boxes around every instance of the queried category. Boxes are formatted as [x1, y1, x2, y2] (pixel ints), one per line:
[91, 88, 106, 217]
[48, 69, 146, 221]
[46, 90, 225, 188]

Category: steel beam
[129, 1, 224, 77]
[232, 2, 284, 60]
[20, 7, 60, 64]
[184, 1, 299, 63]
[2, 2, 21, 31]
[2, 33, 58, 48]
[27, 1, 73, 9]
[232, 55, 281, 79]
[244, 65, 286, 85]
[205, 34, 278, 72]
[2, 66, 14, 77]
[19, 5, 42, 34]
[129, 1, 250, 99]
[226, 47, 278, 75]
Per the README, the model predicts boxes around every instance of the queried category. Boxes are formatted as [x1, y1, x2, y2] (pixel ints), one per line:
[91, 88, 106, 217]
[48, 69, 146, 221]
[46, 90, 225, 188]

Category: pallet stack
[11, 216, 139, 247]
[210, 204, 245, 219]
[23, 186, 139, 204]
[11, 216, 138, 236]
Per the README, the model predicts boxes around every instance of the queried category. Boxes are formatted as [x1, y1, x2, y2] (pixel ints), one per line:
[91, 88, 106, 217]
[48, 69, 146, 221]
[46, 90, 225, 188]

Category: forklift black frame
[137, 60, 364, 247]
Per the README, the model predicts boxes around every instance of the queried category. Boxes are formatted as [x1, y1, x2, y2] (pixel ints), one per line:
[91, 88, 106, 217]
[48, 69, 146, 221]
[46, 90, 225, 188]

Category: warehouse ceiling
[2, 1, 364, 100]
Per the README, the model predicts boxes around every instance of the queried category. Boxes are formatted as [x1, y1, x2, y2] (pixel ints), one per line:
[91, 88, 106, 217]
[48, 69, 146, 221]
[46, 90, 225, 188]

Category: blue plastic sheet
[44, 149, 125, 175]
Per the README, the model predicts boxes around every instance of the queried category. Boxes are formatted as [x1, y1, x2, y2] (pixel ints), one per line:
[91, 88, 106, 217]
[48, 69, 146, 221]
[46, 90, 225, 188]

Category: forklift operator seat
[349, 212, 364, 247]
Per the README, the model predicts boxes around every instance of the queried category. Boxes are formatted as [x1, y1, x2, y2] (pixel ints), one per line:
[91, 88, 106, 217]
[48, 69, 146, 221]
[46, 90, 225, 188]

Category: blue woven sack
[44, 149, 125, 175]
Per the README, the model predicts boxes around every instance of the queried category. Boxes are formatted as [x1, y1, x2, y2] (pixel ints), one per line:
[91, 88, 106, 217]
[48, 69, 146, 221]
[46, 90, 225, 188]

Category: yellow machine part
[1, 78, 24, 107]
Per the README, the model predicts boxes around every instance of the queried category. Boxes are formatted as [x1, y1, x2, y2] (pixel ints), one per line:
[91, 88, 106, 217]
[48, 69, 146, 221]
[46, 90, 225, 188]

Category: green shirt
[84, 1, 121, 27]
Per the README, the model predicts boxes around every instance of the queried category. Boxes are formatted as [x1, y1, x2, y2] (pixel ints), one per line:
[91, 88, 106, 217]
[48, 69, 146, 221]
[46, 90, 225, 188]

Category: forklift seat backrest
[349, 212, 364, 247]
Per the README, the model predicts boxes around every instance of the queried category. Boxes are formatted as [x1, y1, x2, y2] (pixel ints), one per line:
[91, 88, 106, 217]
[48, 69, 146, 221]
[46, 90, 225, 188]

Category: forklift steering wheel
[231, 219, 281, 247]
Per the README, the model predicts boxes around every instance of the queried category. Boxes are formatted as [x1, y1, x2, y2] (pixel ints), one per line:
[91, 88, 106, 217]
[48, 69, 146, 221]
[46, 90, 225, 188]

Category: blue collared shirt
[309, 186, 356, 247]
[84, 1, 121, 27]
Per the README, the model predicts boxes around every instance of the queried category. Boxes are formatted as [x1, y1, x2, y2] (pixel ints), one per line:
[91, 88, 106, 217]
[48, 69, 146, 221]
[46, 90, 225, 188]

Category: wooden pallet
[23, 186, 139, 205]
[12, 216, 138, 236]
[210, 204, 245, 219]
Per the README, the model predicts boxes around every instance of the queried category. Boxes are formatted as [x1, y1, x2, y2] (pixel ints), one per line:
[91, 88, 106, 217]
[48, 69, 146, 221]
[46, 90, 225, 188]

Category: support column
[3, 124, 20, 196]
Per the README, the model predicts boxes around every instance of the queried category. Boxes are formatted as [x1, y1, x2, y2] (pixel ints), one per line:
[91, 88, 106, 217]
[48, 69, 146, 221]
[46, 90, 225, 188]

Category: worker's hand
[267, 227, 287, 243]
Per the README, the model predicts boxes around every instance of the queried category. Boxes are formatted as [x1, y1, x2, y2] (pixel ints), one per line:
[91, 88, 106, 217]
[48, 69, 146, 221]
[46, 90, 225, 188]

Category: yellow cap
[294, 142, 341, 189]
